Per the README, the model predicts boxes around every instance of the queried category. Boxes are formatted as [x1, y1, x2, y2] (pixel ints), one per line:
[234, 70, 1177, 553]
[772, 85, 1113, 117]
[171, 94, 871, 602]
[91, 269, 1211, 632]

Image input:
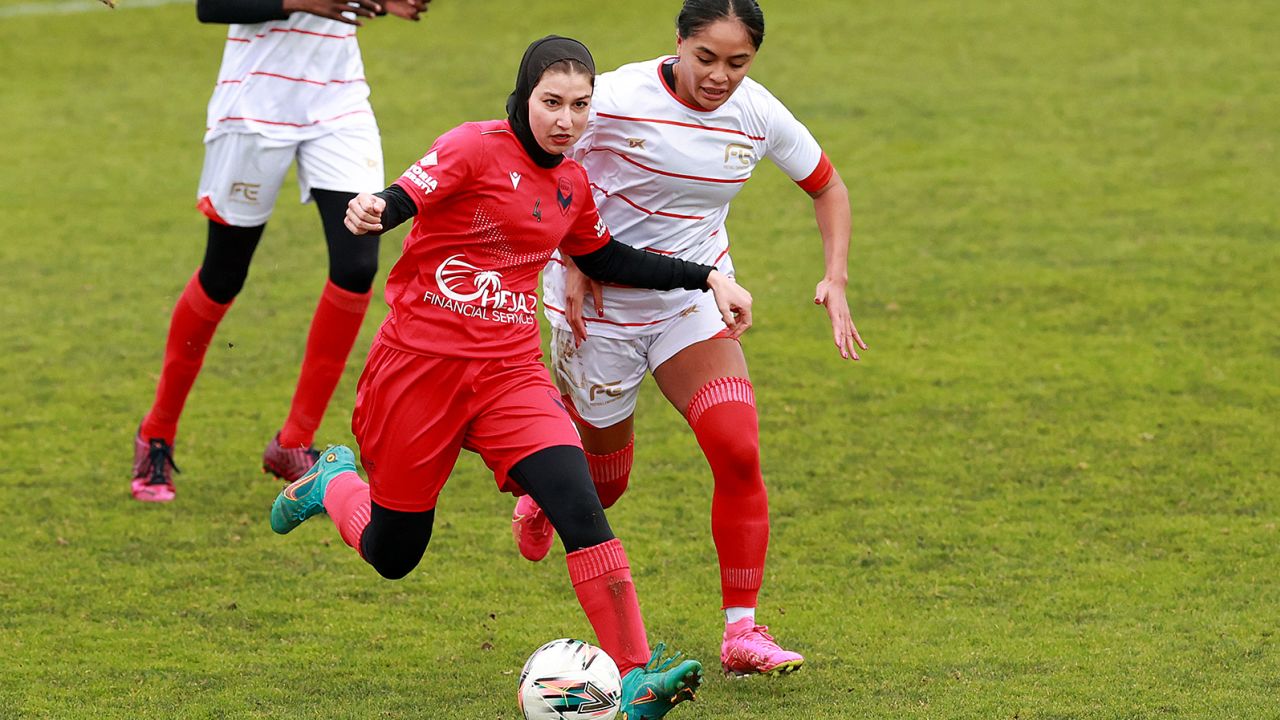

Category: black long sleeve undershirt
[370, 184, 714, 292]
[570, 240, 712, 292]
[196, 0, 288, 24]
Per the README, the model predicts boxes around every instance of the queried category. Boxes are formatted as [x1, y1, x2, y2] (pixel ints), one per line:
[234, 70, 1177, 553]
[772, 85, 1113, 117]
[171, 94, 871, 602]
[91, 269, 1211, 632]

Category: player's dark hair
[542, 58, 594, 80]
[676, 0, 765, 49]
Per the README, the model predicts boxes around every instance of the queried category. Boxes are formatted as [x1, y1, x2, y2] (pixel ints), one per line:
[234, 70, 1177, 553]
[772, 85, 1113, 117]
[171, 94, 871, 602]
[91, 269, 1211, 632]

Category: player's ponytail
[676, 0, 766, 49]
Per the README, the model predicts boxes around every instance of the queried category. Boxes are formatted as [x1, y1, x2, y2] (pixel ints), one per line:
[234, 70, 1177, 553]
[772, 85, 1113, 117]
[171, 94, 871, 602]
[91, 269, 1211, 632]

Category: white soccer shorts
[550, 290, 732, 428]
[197, 126, 384, 227]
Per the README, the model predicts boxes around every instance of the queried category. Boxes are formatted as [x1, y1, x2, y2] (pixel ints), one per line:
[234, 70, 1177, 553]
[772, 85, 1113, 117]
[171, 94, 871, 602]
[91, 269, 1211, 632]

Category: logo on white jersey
[626, 138, 646, 149]
[429, 254, 537, 322]
[724, 142, 756, 168]
[406, 164, 438, 194]
[510, 171, 522, 189]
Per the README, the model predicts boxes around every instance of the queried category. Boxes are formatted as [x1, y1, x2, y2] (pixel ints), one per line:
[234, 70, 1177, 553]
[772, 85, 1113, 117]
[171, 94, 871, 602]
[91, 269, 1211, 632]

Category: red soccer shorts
[351, 339, 583, 512]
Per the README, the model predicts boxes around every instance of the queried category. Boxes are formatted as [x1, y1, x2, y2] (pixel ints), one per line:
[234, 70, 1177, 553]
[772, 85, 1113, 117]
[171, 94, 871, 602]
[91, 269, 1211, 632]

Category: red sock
[323, 471, 371, 557]
[687, 377, 769, 609]
[278, 281, 372, 448]
[140, 271, 233, 444]
[565, 538, 650, 675]
[585, 437, 634, 509]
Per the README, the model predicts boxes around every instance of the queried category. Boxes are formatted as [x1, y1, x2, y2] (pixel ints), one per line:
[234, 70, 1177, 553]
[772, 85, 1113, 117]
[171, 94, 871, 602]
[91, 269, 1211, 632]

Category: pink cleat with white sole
[720, 618, 805, 677]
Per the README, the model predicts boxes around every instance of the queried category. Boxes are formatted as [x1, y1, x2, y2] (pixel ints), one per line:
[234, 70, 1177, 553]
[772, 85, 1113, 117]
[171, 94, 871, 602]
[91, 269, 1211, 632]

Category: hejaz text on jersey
[422, 290, 536, 325]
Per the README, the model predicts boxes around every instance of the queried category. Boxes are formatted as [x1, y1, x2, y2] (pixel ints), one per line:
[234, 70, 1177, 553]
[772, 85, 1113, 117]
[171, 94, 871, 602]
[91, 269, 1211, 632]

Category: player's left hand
[708, 270, 753, 338]
[384, 0, 428, 21]
[814, 277, 866, 360]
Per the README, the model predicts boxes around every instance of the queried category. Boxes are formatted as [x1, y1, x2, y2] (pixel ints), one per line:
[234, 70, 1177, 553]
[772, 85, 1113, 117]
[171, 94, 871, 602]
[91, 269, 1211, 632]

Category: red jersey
[379, 120, 610, 358]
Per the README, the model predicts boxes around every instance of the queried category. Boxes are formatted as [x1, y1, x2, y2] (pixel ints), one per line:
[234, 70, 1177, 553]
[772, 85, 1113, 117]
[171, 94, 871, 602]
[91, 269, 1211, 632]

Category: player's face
[674, 18, 757, 110]
[528, 70, 594, 155]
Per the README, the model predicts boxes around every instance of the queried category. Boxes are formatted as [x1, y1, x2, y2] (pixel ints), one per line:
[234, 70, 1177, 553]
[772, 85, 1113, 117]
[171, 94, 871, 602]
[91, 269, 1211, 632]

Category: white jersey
[204, 12, 375, 143]
[543, 56, 831, 338]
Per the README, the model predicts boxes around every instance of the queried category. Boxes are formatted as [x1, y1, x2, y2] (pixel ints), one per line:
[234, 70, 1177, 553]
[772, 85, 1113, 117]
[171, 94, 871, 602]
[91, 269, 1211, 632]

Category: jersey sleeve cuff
[795, 152, 835, 194]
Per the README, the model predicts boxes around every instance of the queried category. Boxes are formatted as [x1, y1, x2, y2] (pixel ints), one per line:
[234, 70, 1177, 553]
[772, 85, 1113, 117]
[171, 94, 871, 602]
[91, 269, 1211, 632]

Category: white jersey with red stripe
[204, 11, 374, 142]
[543, 56, 832, 339]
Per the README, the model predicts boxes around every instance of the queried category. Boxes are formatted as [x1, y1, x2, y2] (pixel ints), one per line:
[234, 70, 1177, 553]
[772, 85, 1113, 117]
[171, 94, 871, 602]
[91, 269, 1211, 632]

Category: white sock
[725, 607, 755, 626]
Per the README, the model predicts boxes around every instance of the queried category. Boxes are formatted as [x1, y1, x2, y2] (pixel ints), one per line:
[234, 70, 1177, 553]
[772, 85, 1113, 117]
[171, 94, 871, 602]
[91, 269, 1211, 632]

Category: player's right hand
[384, 0, 429, 21]
[284, 0, 380, 26]
[707, 270, 753, 338]
[345, 193, 386, 235]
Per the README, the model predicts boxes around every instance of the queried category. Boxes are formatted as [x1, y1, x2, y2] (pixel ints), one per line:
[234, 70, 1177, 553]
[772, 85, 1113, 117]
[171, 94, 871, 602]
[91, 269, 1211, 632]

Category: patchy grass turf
[0, 0, 1276, 717]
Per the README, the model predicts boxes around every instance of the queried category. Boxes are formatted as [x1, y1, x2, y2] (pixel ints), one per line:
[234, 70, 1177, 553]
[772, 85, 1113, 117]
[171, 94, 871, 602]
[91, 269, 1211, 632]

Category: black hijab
[505, 35, 596, 169]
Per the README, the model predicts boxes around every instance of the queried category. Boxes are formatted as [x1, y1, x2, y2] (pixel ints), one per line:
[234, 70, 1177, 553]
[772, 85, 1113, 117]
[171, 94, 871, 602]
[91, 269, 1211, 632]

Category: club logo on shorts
[229, 182, 260, 203]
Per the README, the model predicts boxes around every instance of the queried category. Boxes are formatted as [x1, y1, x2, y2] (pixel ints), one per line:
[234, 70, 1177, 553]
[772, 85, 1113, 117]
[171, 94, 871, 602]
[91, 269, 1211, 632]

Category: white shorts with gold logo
[550, 290, 732, 428]
[196, 127, 383, 227]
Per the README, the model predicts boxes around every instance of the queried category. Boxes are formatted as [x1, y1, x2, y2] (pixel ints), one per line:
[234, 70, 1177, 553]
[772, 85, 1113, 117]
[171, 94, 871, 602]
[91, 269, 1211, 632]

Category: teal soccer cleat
[618, 643, 702, 720]
[269, 445, 356, 535]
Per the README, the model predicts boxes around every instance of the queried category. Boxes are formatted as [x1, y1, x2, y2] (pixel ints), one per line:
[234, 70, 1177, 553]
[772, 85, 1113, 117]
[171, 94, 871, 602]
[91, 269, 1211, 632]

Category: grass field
[1, 0, 1277, 717]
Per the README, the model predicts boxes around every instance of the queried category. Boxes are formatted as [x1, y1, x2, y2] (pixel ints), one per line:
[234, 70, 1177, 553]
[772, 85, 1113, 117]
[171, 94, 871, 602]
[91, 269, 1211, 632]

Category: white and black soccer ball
[517, 638, 622, 720]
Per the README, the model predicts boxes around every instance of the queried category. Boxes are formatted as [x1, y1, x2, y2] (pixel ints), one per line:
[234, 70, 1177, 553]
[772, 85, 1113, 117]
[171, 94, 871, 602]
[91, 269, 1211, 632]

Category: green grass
[1, 0, 1277, 717]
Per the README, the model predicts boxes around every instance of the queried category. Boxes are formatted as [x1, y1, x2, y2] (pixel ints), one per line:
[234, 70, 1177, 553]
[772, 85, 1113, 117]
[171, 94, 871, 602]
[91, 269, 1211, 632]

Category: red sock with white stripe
[585, 436, 634, 508]
[323, 471, 371, 558]
[565, 538, 650, 675]
[140, 271, 233, 444]
[686, 377, 770, 610]
[277, 280, 371, 448]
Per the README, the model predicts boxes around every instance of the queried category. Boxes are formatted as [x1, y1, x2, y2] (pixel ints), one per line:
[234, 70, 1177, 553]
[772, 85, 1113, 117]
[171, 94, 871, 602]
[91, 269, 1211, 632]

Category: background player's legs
[142, 221, 263, 444]
[267, 189, 378, 480]
[654, 338, 802, 675]
[132, 221, 264, 502]
[513, 331, 644, 560]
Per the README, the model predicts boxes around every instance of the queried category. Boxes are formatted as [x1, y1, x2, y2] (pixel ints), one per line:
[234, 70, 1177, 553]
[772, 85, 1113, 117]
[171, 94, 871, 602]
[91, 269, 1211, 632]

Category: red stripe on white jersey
[596, 111, 765, 142]
[589, 182, 705, 221]
[229, 27, 356, 42]
[544, 300, 698, 328]
[210, 108, 372, 129]
[586, 148, 747, 185]
[219, 71, 367, 87]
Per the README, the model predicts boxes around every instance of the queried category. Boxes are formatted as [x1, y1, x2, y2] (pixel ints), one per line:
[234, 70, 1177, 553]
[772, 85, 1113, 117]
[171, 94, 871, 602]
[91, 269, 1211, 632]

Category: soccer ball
[518, 638, 622, 720]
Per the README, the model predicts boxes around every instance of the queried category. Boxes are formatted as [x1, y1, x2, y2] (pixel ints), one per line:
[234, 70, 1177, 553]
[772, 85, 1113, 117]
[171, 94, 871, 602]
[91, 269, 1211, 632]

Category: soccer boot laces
[131, 432, 179, 503]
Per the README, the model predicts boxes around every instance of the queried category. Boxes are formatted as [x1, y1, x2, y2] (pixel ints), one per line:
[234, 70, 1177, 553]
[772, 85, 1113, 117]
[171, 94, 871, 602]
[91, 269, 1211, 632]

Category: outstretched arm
[807, 168, 867, 360]
[570, 241, 753, 338]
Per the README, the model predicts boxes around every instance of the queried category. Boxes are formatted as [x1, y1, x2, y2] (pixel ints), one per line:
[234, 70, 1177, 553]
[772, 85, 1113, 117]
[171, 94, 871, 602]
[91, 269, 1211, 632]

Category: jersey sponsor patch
[406, 164, 438, 194]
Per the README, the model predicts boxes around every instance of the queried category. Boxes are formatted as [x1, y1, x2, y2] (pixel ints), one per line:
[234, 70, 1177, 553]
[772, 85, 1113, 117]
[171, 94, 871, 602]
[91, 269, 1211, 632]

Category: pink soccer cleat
[511, 494, 555, 562]
[262, 432, 321, 483]
[720, 618, 805, 677]
[131, 432, 179, 503]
